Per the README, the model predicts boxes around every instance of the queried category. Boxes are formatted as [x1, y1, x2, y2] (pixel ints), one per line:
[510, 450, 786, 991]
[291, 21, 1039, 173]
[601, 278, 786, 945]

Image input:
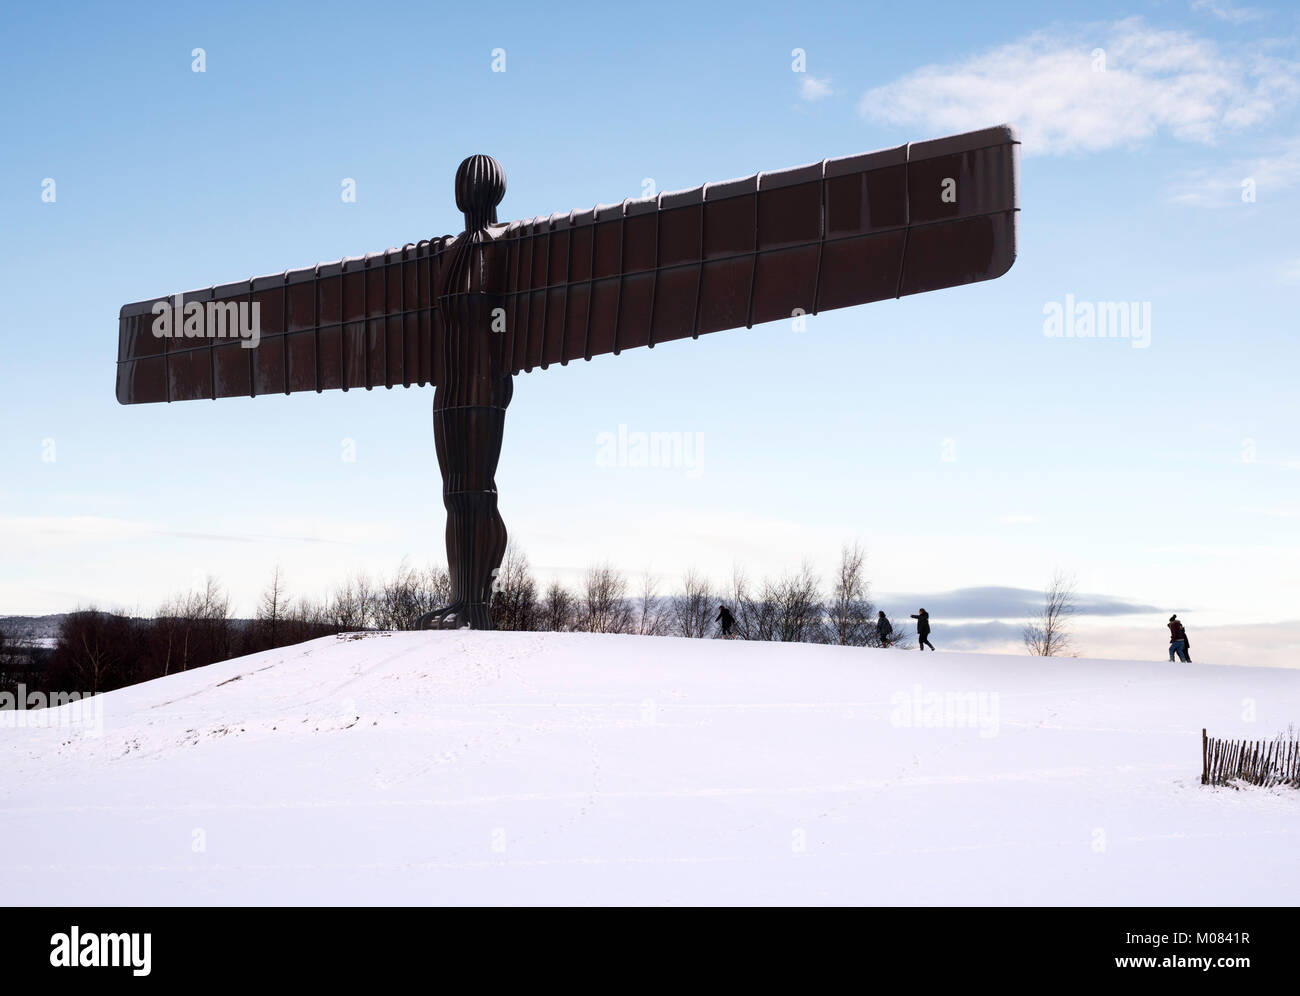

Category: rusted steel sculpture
[432, 155, 512, 629]
[116, 125, 1020, 630]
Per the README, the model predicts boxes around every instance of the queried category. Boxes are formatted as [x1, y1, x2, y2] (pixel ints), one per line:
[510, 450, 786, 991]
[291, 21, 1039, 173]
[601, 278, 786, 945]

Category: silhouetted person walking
[716, 604, 735, 639]
[876, 610, 892, 645]
[911, 608, 935, 651]
[1168, 614, 1190, 663]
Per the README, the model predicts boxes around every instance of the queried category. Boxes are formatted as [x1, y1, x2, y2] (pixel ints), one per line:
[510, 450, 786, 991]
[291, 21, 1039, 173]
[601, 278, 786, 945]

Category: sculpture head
[455, 155, 506, 231]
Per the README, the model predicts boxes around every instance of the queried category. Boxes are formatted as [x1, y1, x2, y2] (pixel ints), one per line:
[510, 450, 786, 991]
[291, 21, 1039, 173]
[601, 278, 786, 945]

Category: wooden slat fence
[1202, 729, 1300, 787]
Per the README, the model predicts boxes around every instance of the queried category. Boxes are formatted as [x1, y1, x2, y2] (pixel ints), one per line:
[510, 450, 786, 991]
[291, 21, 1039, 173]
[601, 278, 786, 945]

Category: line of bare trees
[8, 558, 466, 699]
[487, 541, 907, 648]
[7, 539, 993, 700]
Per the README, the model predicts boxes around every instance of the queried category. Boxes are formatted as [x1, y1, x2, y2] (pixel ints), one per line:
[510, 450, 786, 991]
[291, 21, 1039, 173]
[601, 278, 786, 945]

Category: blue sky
[2, 0, 1298, 665]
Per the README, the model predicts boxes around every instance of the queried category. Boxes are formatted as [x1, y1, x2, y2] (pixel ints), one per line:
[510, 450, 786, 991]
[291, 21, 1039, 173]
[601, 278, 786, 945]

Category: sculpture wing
[115, 238, 457, 404]
[115, 125, 1017, 404]
[496, 124, 1018, 375]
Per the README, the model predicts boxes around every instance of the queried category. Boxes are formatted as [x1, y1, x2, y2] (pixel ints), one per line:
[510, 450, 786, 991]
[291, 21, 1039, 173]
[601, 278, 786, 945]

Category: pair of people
[1168, 614, 1192, 662]
[875, 609, 934, 651]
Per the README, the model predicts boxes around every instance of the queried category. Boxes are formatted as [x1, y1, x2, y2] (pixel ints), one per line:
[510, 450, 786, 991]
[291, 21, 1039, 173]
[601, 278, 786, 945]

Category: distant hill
[0, 614, 262, 644]
[0, 615, 67, 642]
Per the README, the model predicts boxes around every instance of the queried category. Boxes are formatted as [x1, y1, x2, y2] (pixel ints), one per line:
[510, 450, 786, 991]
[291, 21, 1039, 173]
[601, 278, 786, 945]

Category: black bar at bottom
[0, 908, 1284, 984]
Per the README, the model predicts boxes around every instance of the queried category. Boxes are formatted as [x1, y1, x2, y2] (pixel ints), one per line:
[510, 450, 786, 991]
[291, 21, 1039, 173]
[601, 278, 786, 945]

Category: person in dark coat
[716, 604, 735, 639]
[1168, 614, 1190, 662]
[876, 610, 892, 645]
[911, 608, 935, 651]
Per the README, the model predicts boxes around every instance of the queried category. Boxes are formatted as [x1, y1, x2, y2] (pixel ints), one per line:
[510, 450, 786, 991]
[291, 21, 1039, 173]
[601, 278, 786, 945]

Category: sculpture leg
[420, 376, 512, 630]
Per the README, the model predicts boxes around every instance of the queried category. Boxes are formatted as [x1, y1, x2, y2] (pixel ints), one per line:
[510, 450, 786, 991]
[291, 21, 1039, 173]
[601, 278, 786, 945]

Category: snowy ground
[2, 631, 1297, 905]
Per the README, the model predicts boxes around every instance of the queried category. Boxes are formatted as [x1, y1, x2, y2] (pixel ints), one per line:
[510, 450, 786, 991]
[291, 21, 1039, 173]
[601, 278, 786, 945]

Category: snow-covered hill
[2, 632, 1297, 905]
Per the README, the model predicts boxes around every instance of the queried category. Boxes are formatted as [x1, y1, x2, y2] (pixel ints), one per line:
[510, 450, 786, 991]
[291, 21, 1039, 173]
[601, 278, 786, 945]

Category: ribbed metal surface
[115, 238, 452, 404]
[115, 125, 1018, 405]
[498, 125, 1018, 374]
[423, 167, 514, 630]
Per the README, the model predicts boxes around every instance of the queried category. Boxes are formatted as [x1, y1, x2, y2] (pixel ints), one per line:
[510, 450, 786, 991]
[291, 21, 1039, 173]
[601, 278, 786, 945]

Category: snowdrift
[2, 631, 1297, 905]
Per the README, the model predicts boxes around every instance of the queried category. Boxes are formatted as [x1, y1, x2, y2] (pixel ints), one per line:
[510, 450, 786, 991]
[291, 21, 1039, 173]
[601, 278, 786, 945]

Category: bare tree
[540, 581, 575, 632]
[671, 569, 715, 638]
[374, 560, 452, 630]
[827, 542, 875, 646]
[577, 563, 632, 634]
[769, 563, 825, 644]
[50, 609, 143, 694]
[492, 543, 539, 631]
[372, 561, 415, 631]
[729, 563, 823, 643]
[634, 572, 667, 636]
[293, 597, 331, 626]
[257, 565, 288, 648]
[156, 575, 231, 674]
[330, 571, 375, 631]
[729, 566, 774, 641]
[1023, 569, 1078, 657]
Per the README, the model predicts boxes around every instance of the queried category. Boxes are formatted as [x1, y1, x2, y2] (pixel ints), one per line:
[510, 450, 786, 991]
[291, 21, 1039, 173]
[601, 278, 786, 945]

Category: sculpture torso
[435, 225, 512, 410]
[422, 155, 513, 630]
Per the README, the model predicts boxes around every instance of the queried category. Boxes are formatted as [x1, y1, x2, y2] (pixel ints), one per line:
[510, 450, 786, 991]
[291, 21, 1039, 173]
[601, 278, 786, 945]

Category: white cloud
[859, 17, 1299, 155]
[1167, 137, 1300, 205]
[1191, 0, 1266, 24]
[800, 76, 833, 101]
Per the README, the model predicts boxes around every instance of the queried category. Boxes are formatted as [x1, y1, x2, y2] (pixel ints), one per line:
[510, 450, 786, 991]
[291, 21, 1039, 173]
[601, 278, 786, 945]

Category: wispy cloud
[1168, 136, 1300, 205]
[1191, 0, 1266, 24]
[859, 17, 1299, 155]
[800, 75, 833, 101]
[0, 515, 370, 547]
